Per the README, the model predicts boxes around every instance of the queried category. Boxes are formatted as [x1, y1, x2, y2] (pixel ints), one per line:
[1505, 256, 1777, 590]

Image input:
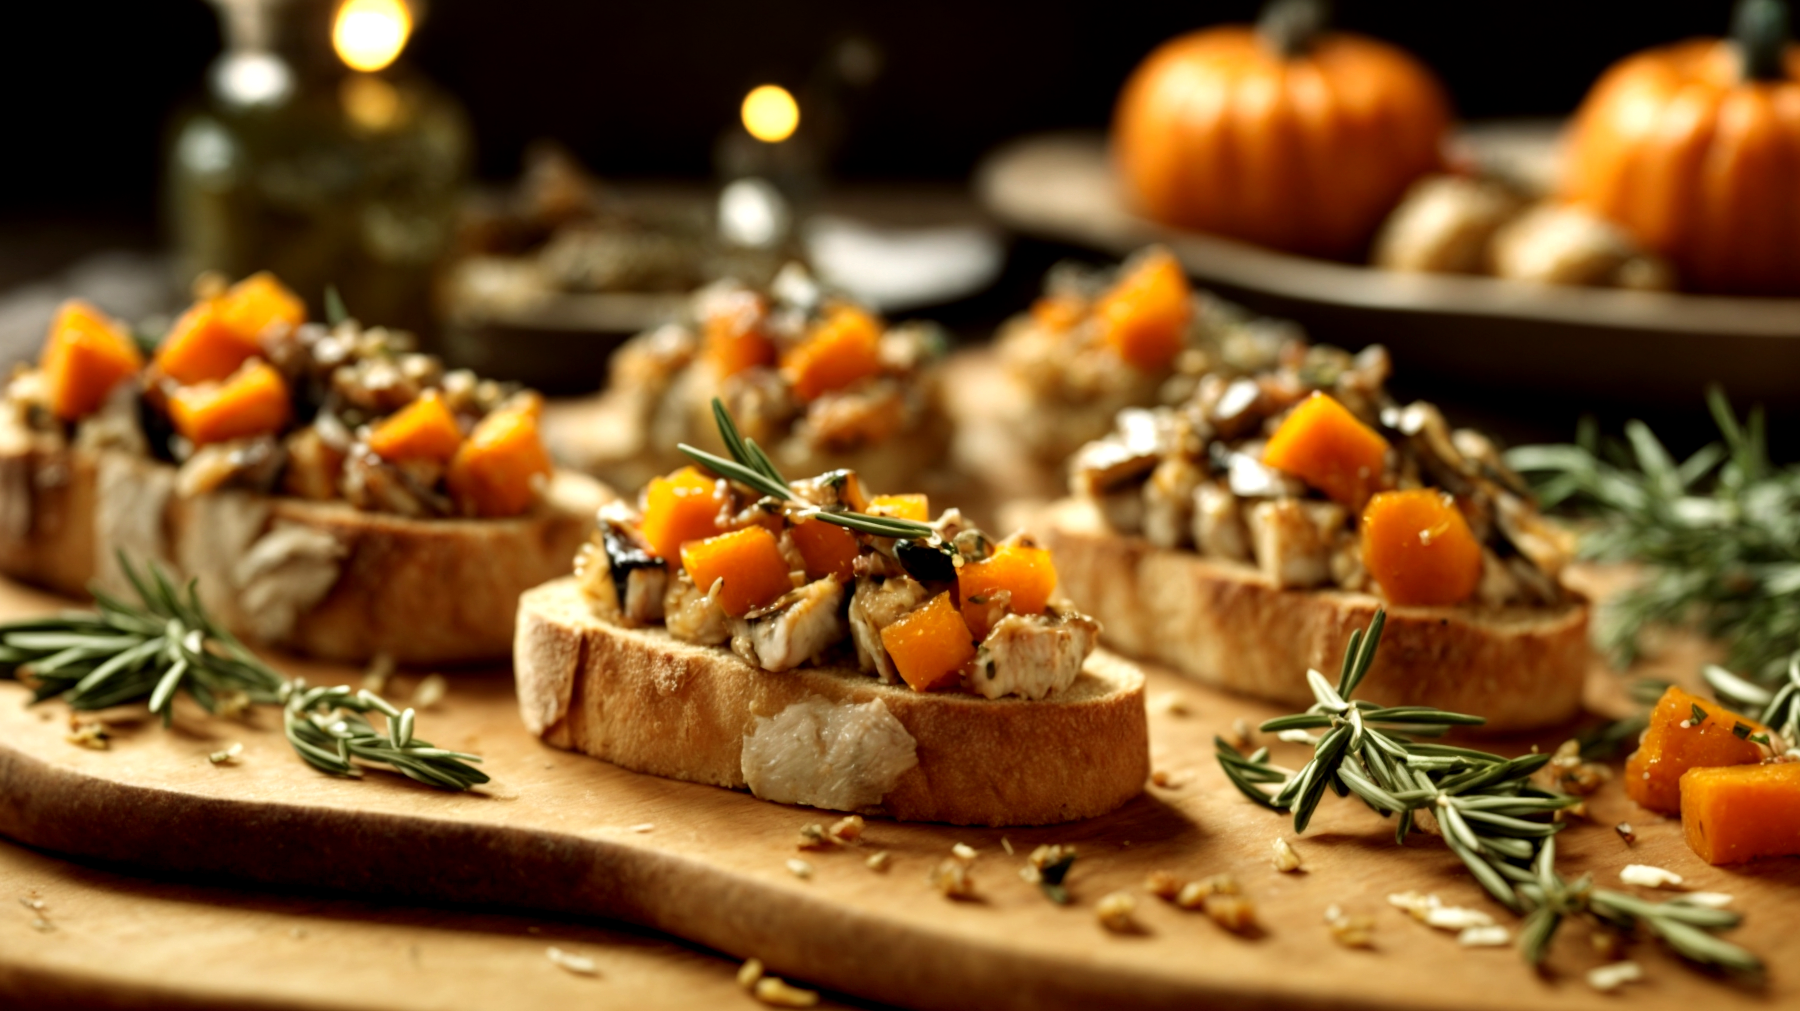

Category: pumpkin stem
[1734, 0, 1791, 81]
[1258, 0, 1331, 59]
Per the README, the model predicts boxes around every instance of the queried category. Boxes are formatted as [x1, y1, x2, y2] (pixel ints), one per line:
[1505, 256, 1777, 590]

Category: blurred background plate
[976, 130, 1800, 409]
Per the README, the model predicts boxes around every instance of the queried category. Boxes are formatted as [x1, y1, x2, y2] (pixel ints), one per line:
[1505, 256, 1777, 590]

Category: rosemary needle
[0, 553, 487, 791]
[1217, 609, 1761, 978]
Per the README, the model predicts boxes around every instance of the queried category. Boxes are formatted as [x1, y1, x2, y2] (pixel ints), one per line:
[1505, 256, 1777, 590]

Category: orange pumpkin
[1563, 0, 1800, 294]
[1111, 0, 1450, 258]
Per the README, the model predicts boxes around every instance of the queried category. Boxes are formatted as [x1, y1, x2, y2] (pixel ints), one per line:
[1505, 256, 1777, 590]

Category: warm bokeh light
[332, 0, 412, 73]
[741, 85, 799, 143]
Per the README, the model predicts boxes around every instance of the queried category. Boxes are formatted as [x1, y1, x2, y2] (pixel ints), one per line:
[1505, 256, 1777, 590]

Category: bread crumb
[1175, 874, 1237, 910]
[929, 858, 975, 899]
[412, 673, 447, 708]
[1145, 870, 1184, 901]
[1586, 961, 1643, 993]
[797, 824, 833, 850]
[866, 851, 891, 873]
[65, 721, 109, 750]
[208, 742, 243, 765]
[1325, 905, 1375, 948]
[1096, 891, 1137, 932]
[829, 815, 864, 844]
[1272, 837, 1303, 873]
[753, 976, 820, 1008]
[547, 946, 599, 976]
[1150, 768, 1190, 789]
[1204, 894, 1256, 934]
[951, 843, 977, 861]
[1620, 864, 1682, 889]
[786, 859, 813, 880]
[737, 958, 764, 990]
[1543, 739, 1611, 795]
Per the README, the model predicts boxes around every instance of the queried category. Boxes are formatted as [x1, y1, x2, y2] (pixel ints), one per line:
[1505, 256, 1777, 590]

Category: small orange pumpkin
[1563, 0, 1800, 294]
[1111, 0, 1450, 258]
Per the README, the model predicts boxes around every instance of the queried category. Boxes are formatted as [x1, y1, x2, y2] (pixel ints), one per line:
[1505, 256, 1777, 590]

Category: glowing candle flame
[741, 85, 799, 143]
[333, 0, 413, 73]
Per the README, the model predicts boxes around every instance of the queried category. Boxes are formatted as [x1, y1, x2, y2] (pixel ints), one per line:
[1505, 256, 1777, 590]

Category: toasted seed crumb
[1000, 837, 1013, 856]
[1175, 874, 1238, 910]
[629, 822, 655, 833]
[1458, 925, 1511, 947]
[208, 742, 243, 765]
[1096, 891, 1137, 932]
[929, 858, 975, 899]
[1619, 864, 1682, 889]
[951, 843, 977, 861]
[1615, 822, 1636, 845]
[753, 976, 820, 1008]
[1204, 894, 1256, 934]
[737, 958, 765, 990]
[1145, 870, 1184, 901]
[1586, 961, 1643, 993]
[30, 917, 53, 933]
[866, 851, 891, 873]
[65, 721, 109, 750]
[1543, 739, 1611, 795]
[18, 897, 45, 911]
[547, 946, 599, 976]
[828, 815, 864, 844]
[1272, 837, 1303, 873]
[361, 653, 394, 693]
[1325, 905, 1376, 948]
[412, 673, 447, 708]
[786, 859, 813, 880]
[1150, 691, 1190, 717]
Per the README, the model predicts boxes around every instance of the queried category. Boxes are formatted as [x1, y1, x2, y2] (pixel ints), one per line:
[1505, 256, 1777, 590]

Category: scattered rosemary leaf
[1095, 891, 1137, 933]
[1024, 844, 1078, 904]
[1733, 721, 1752, 739]
[546, 946, 599, 977]
[1690, 703, 1709, 726]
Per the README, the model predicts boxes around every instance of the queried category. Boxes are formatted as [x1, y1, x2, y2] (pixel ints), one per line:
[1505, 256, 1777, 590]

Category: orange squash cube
[703, 290, 777, 378]
[167, 360, 293, 446]
[640, 466, 728, 560]
[789, 518, 859, 582]
[216, 271, 305, 342]
[1625, 685, 1767, 815]
[1263, 392, 1391, 510]
[781, 304, 883, 401]
[367, 391, 464, 463]
[867, 494, 929, 523]
[39, 300, 144, 420]
[958, 539, 1058, 639]
[154, 299, 263, 385]
[880, 591, 977, 692]
[680, 526, 795, 618]
[445, 404, 554, 517]
[1681, 762, 1800, 865]
[1359, 489, 1482, 607]
[1093, 247, 1191, 371]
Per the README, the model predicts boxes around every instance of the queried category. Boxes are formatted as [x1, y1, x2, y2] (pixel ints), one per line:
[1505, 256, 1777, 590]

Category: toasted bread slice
[1036, 498, 1589, 733]
[515, 577, 1150, 826]
[0, 428, 609, 665]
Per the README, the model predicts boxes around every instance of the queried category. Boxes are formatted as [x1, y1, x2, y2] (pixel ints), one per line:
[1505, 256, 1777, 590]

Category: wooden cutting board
[0, 575, 1793, 1011]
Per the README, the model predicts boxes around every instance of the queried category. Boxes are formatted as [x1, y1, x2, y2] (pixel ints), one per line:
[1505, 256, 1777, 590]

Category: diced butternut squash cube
[1093, 247, 1191, 371]
[39, 300, 143, 420]
[1682, 762, 1800, 865]
[880, 591, 976, 692]
[781, 304, 883, 401]
[445, 404, 554, 517]
[958, 539, 1058, 640]
[154, 299, 264, 385]
[867, 494, 928, 523]
[216, 271, 305, 341]
[789, 518, 859, 582]
[640, 466, 727, 560]
[1263, 392, 1391, 510]
[367, 391, 464, 463]
[703, 290, 776, 378]
[680, 526, 795, 618]
[1625, 685, 1767, 815]
[167, 360, 293, 446]
[1360, 489, 1482, 607]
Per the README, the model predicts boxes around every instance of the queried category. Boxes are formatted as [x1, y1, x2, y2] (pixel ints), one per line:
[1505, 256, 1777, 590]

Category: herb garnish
[1704, 655, 1800, 756]
[1507, 388, 1799, 687]
[0, 554, 488, 790]
[679, 398, 937, 541]
[1218, 610, 1761, 976]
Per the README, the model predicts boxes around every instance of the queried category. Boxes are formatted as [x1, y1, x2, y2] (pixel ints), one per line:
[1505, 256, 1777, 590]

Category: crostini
[1037, 339, 1589, 732]
[0, 275, 609, 664]
[544, 265, 954, 499]
[516, 403, 1148, 826]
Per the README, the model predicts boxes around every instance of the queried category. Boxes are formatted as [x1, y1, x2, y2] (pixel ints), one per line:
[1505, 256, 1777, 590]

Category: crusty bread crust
[0, 430, 608, 665]
[1036, 498, 1590, 733]
[515, 577, 1150, 826]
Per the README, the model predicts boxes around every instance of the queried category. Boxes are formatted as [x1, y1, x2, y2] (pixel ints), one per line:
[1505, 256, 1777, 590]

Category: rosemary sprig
[1704, 653, 1800, 754]
[1218, 610, 1761, 976]
[0, 554, 487, 791]
[678, 398, 937, 541]
[1507, 387, 1800, 686]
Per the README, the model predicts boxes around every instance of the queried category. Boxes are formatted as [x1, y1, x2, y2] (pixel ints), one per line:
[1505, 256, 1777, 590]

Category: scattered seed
[1458, 925, 1511, 947]
[1619, 864, 1682, 889]
[828, 816, 864, 844]
[798, 824, 833, 850]
[1150, 691, 1191, 716]
[737, 958, 765, 990]
[786, 859, 813, 880]
[208, 742, 243, 765]
[214, 689, 252, 719]
[753, 976, 820, 1008]
[629, 823, 655, 834]
[547, 946, 599, 976]
[1096, 891, 1137, 933]
[1272, 837, 1303, 873]
[30, 917, 53, 933]
[1614, 822, 1636, 845]
[1425, 906, 1495, 931]
[1145, 870, 1184, 901]
[1205, 895, 1257, 934]
[18, 898, 44, 912]
[1228, 717, 1256, 750]
[865, 851, 891, 873]
[928, 858, 975, 899]
[1176, 875, 1238, 910]
[64, 722, 109, 750]
[1000, 837, 1014, 856]
[951, 843, 977, 861]
[411, 673, 447, 708]
[1586, 961, 1643, 993]
[1325, 905, 1376, 948]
